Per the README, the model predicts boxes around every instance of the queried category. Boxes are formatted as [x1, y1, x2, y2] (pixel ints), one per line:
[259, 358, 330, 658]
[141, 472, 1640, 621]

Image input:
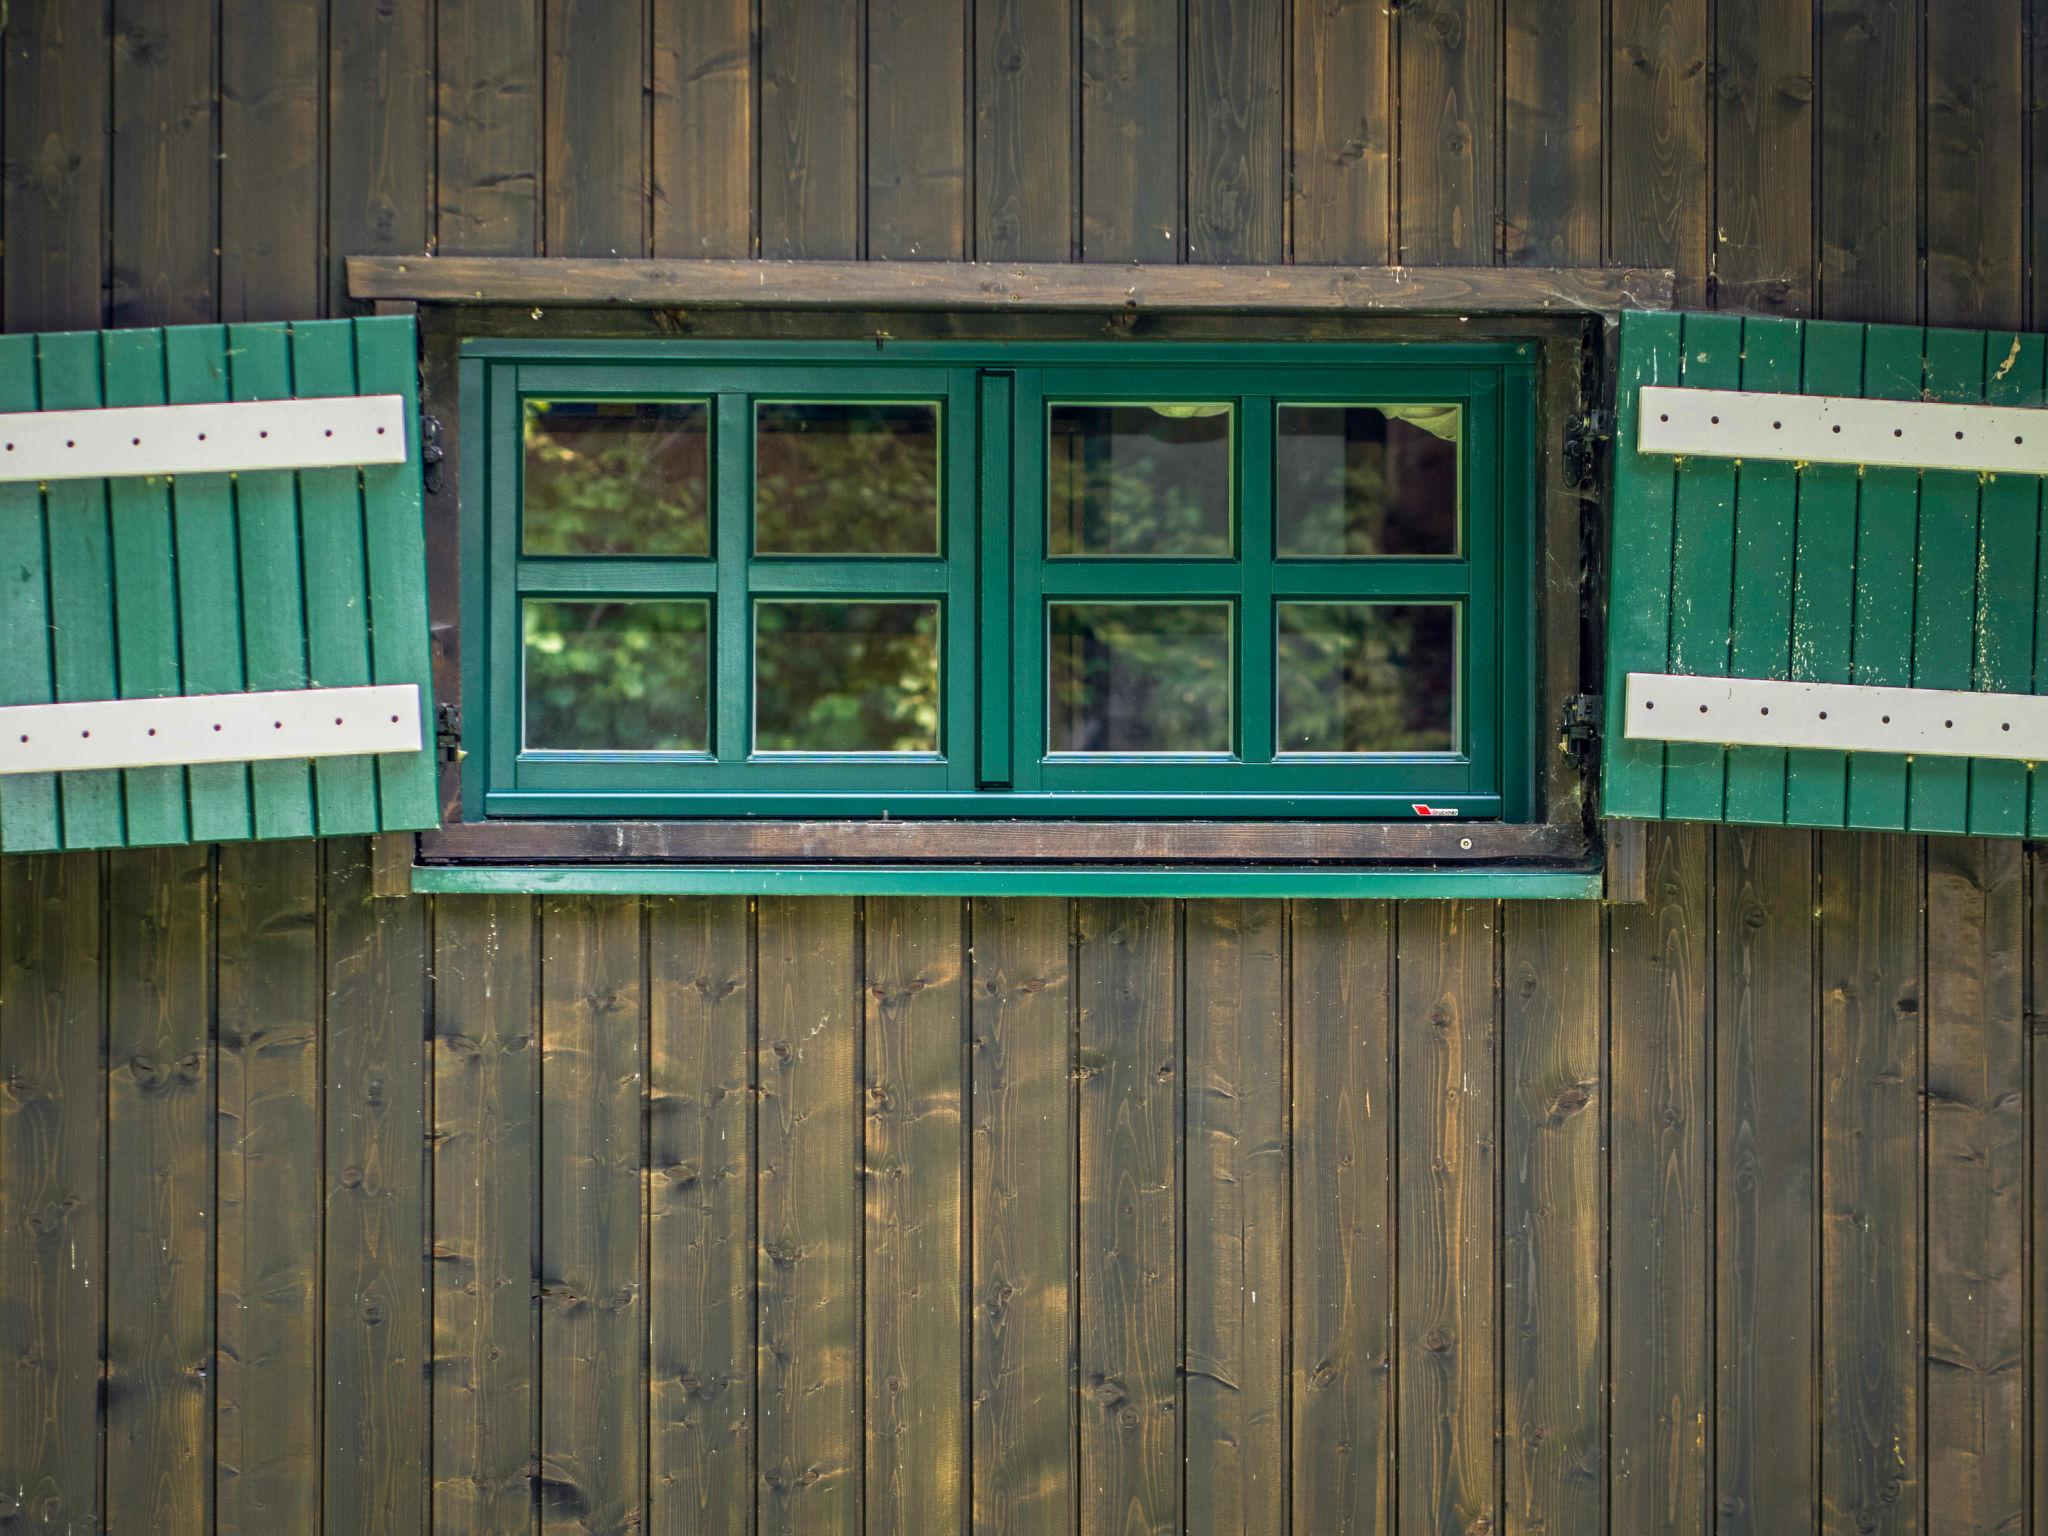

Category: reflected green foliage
[755, 402, 941, 554]
[755, 601, 941, 752]
[1275, 405, 1460, 556]
[523, 599, 709, 751]
[1049, 404, 1233, 555]
[1276, 603, 1456, 752]
[523, 400, 710, 555]
[1049, 603, 1233, 752]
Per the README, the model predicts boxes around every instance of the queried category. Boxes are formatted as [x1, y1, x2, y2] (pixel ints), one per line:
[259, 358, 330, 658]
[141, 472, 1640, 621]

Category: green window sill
[410, 863, 1602, 899]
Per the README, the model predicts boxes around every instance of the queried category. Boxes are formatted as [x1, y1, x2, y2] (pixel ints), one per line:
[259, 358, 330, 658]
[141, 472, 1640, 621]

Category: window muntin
[470, 342, 1532, 819]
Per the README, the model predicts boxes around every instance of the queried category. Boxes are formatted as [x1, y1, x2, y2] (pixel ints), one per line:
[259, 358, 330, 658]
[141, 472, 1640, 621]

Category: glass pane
[522, 400, 710, 555]
[755, 402, 941, 554]
[1274, 404, 1460, 556]
[522, 599, 709, 751]
[755, 601, 941, 753]
[1048, 603, 1232, 753]
[1276, 603, 1457, 753]
[1048, 404, 1233, 556]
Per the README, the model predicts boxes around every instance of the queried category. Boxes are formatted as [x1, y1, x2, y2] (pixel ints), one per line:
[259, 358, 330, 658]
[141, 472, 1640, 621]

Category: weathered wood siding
[1, 2, 2044, 1534]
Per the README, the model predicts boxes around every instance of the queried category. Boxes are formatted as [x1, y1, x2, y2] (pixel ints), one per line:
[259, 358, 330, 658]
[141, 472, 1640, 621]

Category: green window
[464, 341, 1535, 820]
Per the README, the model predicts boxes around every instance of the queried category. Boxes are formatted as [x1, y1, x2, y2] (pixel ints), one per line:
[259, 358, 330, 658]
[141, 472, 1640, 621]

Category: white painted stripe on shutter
[1637, 385, 2048, 476]
[1623, 673, 2048, 761]
[0, 685, 422, 774]
[0, 394, 408, 483]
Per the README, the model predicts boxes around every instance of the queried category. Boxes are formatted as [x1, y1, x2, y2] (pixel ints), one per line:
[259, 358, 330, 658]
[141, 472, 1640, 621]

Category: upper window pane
[755, 402, 942, 554]
[754, 600, 941, 754]
[1274, 404, 1460, 557]
[523, 598, 710, 752]
[1048, 403, 1233, 556]
[523, 400, 710, 556]
[1276, 602, 1457, 753]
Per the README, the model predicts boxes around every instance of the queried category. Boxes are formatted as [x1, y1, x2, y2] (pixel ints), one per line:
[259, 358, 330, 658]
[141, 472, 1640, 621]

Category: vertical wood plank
[869, 0, 970, 259]
[0, 853, 104, 1531]
[1502, 900, 1605, 1536]
[653, 0, 756, 257]
[1926, 0, 2024, 331]
[104, 848, 212, 1533]
[219, 0, 322, 321]
[328, 0, 433, 312]
[1924, 839, 2027, 1536]
[1079, 0, 1181, 261]
[648, 897, 753, 1535]
[1397, 0, 1499, 264]
[756, 895, 860, 1533]
[1609, 822, 1711, 1536]
[539, 895, 647, 1536]
[1715, 826, 1818, 1536]
[109, 0, 216, 327]
[1609, 0, 1709, 302]
[1819, 830, 1923, 1536]
[760, 0, 862, 258]
[1290, 900, 1393, 1536]
[975, 0, 1075, 260]
[1289, 0, 1391, 262]
[432, 893, 540, 1536]
[1075, 897, 1180, 1534]
[1187, 0, 1283, 264]
[325, 839, 430, 1536]
[1396, 899, 1499, 1536]
[436, 0, 542, 254]
[1712, 0, 1814, 313]
[215, 840, 322, 1536]
[545, 0, 649, 258]
[2, 0, 110, 331]
[1183, 900, 1287, 1536]
[865, 898, 968, 1534]
[970, 898, 1075, 1536]
[1504, 0, 1602, 265]
[1818, 0, 1917, 321]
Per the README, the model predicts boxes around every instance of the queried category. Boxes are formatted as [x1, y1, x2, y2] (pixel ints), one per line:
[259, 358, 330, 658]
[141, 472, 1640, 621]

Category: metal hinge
[1561, 693, 1603, 758]
[420, 412, 445, 495]
[436, 701, 463, 763]
[1563, 406, 1613, 491]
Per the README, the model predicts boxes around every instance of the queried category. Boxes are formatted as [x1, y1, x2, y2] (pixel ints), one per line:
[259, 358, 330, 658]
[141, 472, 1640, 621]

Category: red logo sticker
[1412, 803, 1461, 818]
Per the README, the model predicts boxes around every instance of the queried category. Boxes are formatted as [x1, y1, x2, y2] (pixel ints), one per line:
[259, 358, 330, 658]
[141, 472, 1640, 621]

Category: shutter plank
[100, 328, 190, 846]
[0, 333, 61, 850]
[1661, 313, 1744, 821]
[1845, 324, 1924, 828]
[288, 319, 382, 835]
[37, 329, 124, 846]
[1603, 311, 1685, 818]
[163, 324, 254, 842]
[1722, 316, 1804, 823]
[1783, 320, 1866, 827]
[227, 322, 317, 839]
[1972, 332, 2043, 835]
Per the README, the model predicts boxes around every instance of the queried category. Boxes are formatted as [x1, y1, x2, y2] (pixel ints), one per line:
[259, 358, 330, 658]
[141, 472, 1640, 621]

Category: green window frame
[461, 339, 1537, 821]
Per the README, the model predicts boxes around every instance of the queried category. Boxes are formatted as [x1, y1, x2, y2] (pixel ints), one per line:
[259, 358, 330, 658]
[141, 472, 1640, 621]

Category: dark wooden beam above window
[349, 256, 1673, 315]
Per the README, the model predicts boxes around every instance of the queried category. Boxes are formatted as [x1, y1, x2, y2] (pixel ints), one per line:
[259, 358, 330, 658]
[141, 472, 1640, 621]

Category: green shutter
[0, 315, 438, 853]
[1603, 310, 2048, 837]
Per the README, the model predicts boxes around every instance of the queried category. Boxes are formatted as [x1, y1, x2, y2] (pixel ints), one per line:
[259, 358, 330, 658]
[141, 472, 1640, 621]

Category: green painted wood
[1906, 327, 1988, 833]
[163, 324, 254, 842]
[1661, 312, 1744, 822]
[1602, 311, 1685, 818]
[1972, 334, 2044, 836]
[37, 329, 125, 846]
[0, 333, 60, 850]
[1844, 325, 1924, 829]
[1782, 321, 1865, 827]
[100, 328, 190, 846]
[1722, 316, 1804, 822]
[289, 320, 383, 835]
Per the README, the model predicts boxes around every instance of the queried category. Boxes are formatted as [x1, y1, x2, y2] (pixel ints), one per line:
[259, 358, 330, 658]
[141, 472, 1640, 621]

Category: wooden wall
[0, 1, 2044, 1534]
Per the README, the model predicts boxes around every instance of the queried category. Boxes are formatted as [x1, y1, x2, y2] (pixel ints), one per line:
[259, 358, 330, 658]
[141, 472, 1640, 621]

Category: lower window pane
[1276, 602, 1457, 753]
[755, 601, 941, 753]
[523, 599, 709, 751]
[1049, 603, 1233, 754]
